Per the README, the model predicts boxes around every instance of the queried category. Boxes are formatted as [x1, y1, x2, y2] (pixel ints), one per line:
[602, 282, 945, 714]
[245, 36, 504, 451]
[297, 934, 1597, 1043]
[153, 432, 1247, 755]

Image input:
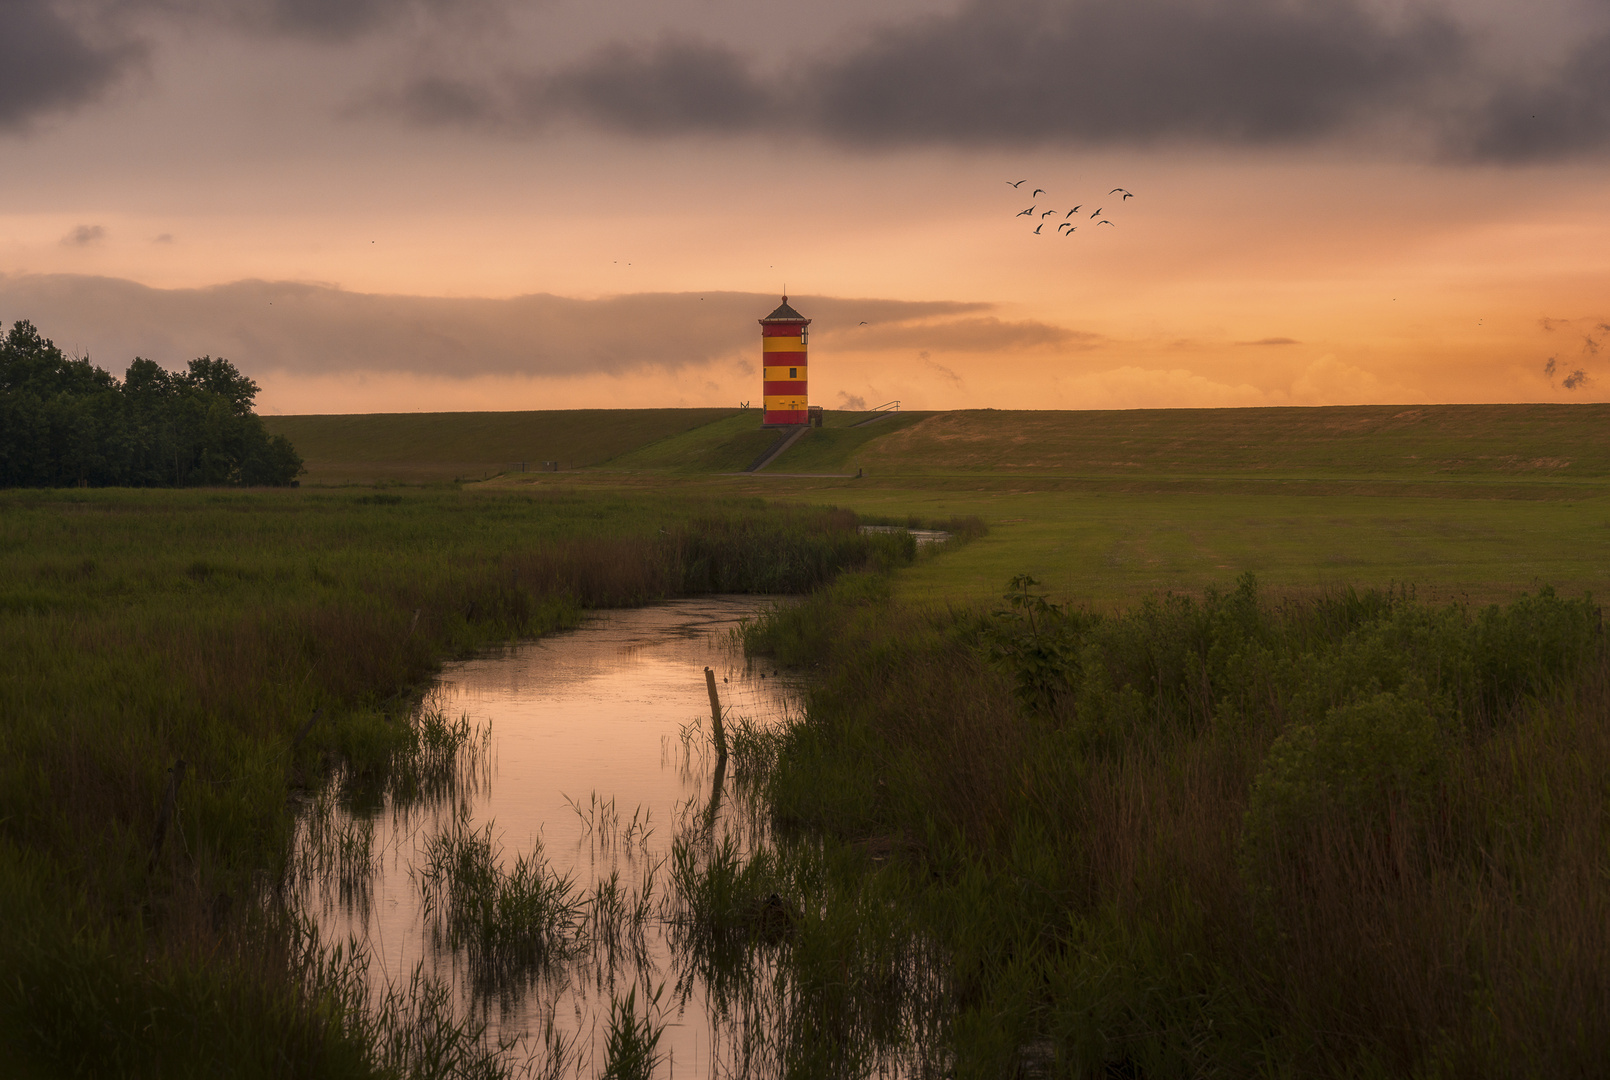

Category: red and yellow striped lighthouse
[759, 296, 810, 427]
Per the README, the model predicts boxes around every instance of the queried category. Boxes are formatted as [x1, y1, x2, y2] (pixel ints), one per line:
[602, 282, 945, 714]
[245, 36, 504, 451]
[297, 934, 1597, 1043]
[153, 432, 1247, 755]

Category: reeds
[415, 808, 585, 989]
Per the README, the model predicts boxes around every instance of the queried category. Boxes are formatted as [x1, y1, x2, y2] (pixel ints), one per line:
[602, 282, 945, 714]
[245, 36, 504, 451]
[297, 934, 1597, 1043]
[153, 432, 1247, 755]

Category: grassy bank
[262, 408, 739, 484]
[0, 486, 912, 1076]
[744, 573, 1609, 1076]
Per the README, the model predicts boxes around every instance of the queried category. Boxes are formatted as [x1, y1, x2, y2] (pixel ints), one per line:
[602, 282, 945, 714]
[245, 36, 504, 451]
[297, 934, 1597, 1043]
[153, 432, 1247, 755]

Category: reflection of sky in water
[305, 596, 803, 1077]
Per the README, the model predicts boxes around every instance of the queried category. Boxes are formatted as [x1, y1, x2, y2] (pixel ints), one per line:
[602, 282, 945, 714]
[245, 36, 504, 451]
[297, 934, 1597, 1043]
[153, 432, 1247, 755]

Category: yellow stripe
[764, 396, 808, 409]
[763, 366, 807, 381]
[762, 337, 805, 352]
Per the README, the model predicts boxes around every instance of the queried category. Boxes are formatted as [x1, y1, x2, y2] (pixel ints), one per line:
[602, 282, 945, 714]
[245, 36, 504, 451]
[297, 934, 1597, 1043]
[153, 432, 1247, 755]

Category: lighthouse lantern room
[759, 296, 810, 427]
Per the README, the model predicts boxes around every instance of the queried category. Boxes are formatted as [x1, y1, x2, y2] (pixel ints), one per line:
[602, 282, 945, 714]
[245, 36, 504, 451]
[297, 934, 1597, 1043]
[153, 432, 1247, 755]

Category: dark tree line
[0, 320, 303, 488]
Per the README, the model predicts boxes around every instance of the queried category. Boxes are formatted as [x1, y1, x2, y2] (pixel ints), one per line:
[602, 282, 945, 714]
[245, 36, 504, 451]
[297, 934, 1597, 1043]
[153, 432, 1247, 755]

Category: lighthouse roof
[760, 297, 808, 323]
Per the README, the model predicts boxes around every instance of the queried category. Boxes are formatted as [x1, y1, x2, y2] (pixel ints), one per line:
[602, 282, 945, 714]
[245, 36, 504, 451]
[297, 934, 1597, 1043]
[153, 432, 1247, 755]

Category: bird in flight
[1066, 206, 1081, 216]
[1057, 222, 1075, 232]
[1110, 188, 1134, 199]
[1033, 224, 1044, 234]
[1097, 220, 1115, 226]
[1033, 188, 1046, 198]
[1008, 179, 1027, 187]
[1065, 227, 1077, 236]
[1016, 206, 1035, 217]
[1089, 207, 1103, 218]
[1040, 209, 1056, 218]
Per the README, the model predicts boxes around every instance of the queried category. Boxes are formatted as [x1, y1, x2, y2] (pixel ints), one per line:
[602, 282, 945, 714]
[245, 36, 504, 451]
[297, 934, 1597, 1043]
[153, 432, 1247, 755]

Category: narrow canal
[294, 596, 808, 1076]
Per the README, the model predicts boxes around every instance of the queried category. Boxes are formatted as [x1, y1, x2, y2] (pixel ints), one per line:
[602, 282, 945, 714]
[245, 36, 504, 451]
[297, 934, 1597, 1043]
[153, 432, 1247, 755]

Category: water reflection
[295, 596, 810, 1076]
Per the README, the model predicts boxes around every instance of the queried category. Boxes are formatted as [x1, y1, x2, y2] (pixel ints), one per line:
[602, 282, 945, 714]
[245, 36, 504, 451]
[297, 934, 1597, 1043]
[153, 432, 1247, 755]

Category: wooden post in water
[147, 758, 186, 873]
[703, 667, 728, 763]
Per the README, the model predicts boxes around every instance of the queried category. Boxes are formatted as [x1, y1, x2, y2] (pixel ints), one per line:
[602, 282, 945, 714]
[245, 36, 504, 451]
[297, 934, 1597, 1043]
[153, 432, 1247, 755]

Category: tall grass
[745, 571, 1610, 1076]
[0, 485, 913, 1073]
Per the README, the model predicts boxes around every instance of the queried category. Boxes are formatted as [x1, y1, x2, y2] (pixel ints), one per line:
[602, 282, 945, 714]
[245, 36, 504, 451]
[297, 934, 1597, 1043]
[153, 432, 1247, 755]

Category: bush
[1241, 689, 1444, 882]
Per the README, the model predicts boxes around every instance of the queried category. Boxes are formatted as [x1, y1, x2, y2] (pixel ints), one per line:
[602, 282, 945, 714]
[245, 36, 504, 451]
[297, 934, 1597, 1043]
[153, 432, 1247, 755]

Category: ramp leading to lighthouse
[744, 425, 810, 472]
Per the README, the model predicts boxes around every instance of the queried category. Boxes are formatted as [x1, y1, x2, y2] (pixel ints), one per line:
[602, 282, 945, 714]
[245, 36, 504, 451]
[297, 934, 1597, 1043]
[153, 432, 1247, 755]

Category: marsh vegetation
[741, 570, 1610, 1076]
[0, 487, 916, 1076]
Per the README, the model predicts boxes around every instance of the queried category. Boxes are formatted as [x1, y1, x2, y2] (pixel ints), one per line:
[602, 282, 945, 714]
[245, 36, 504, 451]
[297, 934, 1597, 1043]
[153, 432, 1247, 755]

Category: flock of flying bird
[1007, 179, 1134, 236]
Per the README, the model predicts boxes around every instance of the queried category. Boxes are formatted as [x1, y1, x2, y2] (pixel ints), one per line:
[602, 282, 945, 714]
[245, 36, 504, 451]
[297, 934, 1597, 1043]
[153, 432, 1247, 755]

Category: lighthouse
[759, 296, 810, 427]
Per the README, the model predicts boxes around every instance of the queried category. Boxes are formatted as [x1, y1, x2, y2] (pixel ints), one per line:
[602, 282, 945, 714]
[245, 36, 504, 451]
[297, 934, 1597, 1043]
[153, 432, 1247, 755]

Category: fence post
[703, 667, 728, 762]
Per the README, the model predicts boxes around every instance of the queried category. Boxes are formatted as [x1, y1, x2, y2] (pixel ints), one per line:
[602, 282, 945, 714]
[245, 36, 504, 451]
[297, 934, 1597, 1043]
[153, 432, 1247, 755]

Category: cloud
[1544, 356, 1557, 378]
[61, 224, 106, 246]
[0, 0, 139, 131]
[836, 390, 868, 410]
[198, 0, 476, 43]
[0, 273, 1008, 378]
[1288, 353, 1412, 405]
[1455, 28, 1610, 162]
[919, 350, 964, 386]
[833, 315, 1095, 354]
[1562, 369, 1590, 390]
[403, 0, 1468, 150]
[1236, 336, 1300, 346]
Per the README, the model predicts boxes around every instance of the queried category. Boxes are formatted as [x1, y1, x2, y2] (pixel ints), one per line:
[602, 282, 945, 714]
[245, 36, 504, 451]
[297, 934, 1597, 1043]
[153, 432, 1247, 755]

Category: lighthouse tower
[759, 296, 810, 427]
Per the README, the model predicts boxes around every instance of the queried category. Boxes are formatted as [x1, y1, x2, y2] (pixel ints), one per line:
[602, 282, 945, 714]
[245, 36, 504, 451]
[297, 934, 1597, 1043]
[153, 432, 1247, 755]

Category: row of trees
[0, 320, 303, 488]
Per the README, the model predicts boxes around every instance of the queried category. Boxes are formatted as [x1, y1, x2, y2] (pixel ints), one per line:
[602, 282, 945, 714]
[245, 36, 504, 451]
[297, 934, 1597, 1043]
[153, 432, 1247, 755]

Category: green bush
[1242, 690, 1444, 880]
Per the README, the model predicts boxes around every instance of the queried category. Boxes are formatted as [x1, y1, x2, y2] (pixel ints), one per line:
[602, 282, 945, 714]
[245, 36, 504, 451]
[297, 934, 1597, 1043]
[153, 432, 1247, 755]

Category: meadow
[458, 403, 1610, 606]
[6, 401, 1607, 1076]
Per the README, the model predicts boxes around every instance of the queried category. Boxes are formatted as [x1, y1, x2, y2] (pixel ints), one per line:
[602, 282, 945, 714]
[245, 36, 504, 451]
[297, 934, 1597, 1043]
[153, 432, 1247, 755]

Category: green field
[411, 403, 1610, 606]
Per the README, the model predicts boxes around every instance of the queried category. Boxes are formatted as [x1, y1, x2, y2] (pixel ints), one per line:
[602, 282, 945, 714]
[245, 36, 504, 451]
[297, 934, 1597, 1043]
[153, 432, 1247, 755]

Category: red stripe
[764, 410, 808, 425]
[761, 325, 807, 336]
[764, 381, 808, 394]
[762, 352, 806, 362]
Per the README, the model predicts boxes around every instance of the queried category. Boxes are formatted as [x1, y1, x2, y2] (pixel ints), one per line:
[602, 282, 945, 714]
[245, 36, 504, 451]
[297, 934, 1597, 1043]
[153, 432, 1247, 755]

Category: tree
[0, 320, 304, 488]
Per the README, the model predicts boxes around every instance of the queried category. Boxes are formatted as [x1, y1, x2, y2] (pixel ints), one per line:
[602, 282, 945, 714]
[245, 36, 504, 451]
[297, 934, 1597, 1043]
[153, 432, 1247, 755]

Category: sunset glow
[4, 0, 1609, 412]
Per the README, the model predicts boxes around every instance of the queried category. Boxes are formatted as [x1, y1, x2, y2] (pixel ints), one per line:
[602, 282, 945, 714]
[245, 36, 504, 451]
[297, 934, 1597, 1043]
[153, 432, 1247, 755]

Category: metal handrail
[870, 400, 901, 412]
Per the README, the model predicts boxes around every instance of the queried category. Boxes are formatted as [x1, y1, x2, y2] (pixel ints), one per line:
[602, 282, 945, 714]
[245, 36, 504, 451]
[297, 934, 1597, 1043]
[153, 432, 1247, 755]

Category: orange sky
[3, 0, 1608, 411]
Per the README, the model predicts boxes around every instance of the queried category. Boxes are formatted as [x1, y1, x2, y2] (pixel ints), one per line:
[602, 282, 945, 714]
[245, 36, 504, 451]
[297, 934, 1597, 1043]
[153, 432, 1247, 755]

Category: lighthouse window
[789, 367, 797, 378]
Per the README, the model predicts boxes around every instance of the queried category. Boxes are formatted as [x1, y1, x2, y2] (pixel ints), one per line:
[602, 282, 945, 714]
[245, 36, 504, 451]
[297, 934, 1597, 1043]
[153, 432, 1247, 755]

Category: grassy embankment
[0, 485, 914, 1077]
[262, 408, 740, 485]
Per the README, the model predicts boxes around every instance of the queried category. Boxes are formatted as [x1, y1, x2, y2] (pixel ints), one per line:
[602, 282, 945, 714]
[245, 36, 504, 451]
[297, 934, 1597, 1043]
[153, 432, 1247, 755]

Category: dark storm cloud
[416, 0, 1467, 149]
[806, 0, 1464, 147]
[214, 0, 466, 42]
[0, 274, 998, 378]
[1454, 26, 1610, 162]
[0, 0, 462, 131]
[0, 0, 139, 131]
[533, 40, 778, 134]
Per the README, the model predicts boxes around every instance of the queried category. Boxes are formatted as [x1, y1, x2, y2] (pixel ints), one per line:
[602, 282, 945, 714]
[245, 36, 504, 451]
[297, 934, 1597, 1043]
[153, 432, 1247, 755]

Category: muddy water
[299, 596, 805, 1076]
